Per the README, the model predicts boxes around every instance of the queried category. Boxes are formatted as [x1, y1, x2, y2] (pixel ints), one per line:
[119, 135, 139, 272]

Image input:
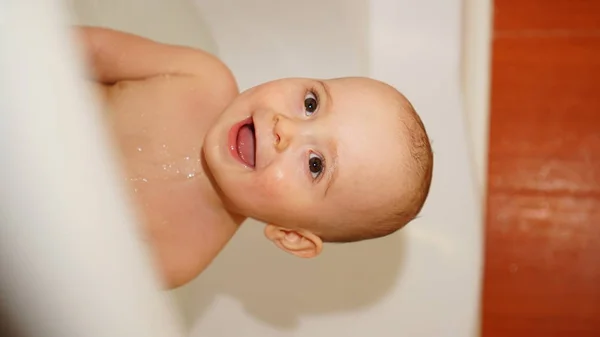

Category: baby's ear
[264, 224, 322, 258]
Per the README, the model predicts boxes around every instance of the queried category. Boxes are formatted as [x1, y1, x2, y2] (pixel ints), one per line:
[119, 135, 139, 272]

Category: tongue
[237, 124, 255, 167]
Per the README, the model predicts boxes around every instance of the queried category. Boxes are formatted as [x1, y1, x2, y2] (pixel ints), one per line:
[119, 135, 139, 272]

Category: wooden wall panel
[481, 1, 600, 336]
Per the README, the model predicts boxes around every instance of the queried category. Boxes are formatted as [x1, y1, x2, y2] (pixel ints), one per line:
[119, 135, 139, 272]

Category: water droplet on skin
[184, 156, 190, 161]
[137, 147, 143, 152]
[129, 177, 149, 183]
[162, 144, 167, 149]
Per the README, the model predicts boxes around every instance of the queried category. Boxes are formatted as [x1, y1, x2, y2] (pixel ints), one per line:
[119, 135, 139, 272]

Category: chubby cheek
[252, 165, 292, 200]
[231, 154, 312, 219]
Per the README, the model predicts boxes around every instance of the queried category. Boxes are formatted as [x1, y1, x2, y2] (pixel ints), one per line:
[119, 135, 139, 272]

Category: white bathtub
[174, 1, 488, 336]
[0, 0, 491, 336]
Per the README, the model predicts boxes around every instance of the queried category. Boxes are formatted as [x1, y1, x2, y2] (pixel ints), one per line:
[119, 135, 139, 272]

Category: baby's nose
[273, 114, 297, 152]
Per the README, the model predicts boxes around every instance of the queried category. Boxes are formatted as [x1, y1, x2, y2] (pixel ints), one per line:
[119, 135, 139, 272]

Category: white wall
[174, 1, 483, 336]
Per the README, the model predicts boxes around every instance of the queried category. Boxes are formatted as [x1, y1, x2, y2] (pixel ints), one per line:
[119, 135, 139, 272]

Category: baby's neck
[198, 152, 247, 224]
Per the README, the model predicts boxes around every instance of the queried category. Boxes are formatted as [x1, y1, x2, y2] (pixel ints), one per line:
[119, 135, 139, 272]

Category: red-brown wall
[482, 1, 600, 336]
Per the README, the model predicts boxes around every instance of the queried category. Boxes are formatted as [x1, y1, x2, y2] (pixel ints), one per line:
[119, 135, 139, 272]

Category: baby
[78, 26, 433, 288]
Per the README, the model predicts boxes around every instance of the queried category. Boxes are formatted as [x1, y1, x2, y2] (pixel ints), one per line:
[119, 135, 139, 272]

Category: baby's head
[204, 77, 433, 257]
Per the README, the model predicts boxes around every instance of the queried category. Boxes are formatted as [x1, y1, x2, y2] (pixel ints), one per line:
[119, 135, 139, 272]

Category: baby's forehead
[325, 78, 411, 122]
[331, 119, 409, 198]
[327, 83, 409, 146]
[325, 77, 406, 100]
[326, 154, 407, 218]
[317, 77, 414, 202]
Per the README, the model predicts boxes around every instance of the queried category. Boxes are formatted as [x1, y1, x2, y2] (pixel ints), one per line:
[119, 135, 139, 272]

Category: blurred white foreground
[0, 2, 183, 337]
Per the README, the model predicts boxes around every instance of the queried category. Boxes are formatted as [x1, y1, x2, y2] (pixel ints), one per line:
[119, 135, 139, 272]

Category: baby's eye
[304, 91, 319, 116]
[308, 152, 325, 180]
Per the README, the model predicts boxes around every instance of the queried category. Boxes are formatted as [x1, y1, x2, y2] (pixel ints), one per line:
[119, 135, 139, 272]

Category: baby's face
[203, 77, 409, 234]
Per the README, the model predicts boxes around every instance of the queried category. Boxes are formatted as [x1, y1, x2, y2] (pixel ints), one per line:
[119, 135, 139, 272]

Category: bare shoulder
[192, 54, 239, 111]
[77, 25, 239, 101]
[170, 57, 238, 125]
[105, 52, 239, 122]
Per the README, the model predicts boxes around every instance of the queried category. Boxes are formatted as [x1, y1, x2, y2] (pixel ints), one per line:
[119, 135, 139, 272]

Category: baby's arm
[75, 26, 235, 86]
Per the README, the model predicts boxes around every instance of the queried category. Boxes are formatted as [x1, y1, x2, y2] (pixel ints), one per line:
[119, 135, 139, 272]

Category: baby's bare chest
[103, 76, 218, 173]
[100, 75, 229, 221]
[105, 76, 217, 142]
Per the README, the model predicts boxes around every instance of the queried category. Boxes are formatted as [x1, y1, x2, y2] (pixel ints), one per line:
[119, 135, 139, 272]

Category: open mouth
[230, 118, 256, 168]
